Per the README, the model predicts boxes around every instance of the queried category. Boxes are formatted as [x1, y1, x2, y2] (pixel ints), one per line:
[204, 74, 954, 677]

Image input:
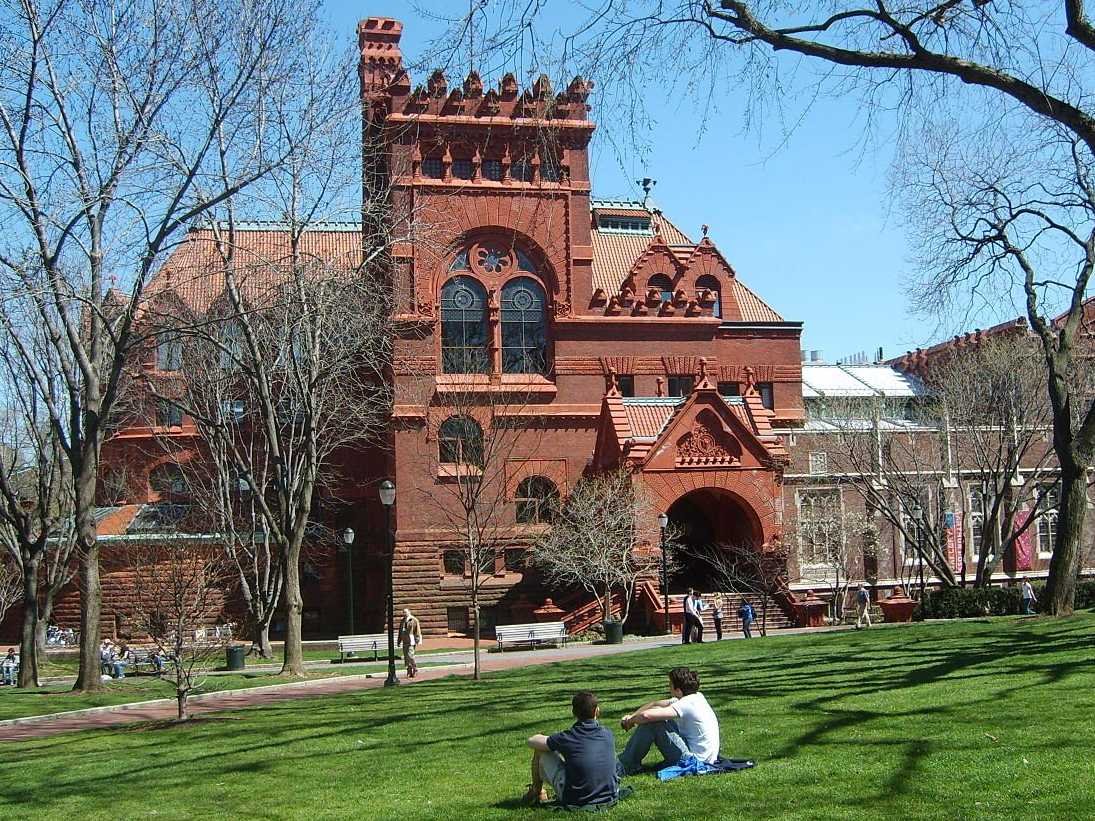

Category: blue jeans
[2, 667, 15, 685]
[742, 619, 753, 638]
[113, 662, 126, 679]
[1022, 597, 1035, 615]
[617, 719, 689, 775]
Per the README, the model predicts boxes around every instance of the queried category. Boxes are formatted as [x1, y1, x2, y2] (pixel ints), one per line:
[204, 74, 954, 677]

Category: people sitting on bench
[617, 666, 720, 775]
[523, 691, 619, 808]
[2, 648, 17, 685]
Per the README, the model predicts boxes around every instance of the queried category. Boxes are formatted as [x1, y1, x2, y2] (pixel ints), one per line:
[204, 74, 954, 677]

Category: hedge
[920, 579, 1095, 619]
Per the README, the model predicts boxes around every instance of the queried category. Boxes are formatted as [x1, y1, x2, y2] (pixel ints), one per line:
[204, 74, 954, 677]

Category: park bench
[336, 633, 391, 662]
[494, 622, 567, 652]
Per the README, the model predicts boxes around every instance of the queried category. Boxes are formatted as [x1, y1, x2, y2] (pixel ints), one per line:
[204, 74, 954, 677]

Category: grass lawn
[0, 660, 448, 722]
[4, 614, 1094, 820]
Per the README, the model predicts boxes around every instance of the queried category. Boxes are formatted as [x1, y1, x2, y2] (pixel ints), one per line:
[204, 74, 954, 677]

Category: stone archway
[665, 487, 763, 593]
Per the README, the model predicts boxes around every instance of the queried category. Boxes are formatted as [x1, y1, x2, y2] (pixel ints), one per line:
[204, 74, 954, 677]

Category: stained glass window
[501, 276, 548, 374]
[441, 276, 489, 373]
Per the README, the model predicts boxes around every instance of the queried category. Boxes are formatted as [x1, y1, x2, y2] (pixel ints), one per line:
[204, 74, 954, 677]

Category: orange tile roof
[144, 225, 364, 314]
[621, 398, 682, 438]
[731, 279, 783, 323]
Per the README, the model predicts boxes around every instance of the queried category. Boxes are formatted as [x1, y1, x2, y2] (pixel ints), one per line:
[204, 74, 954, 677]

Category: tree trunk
[18, 558, 40, 688]
[472, 589, 480, 682]
[1044, 461, 1088, 616]
[72, 545, 104, 692]
[250, 622, 273, 659]
[34, 614, 47, 667]
[177, 690, 189, 721]
[279, 554, 305, 676]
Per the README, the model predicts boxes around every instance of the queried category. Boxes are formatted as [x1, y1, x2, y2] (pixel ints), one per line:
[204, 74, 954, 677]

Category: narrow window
[1037, 484, 1060, 556]
[696, 275, 721, 318]
[500, 277, 549, 375]
[668, 375, 693, 397]
[511, 157, 533, 182]
[422, 157, 444, 178]
[443, 550, 466, 575]
[808, 452, 828, 475]
[504, 548, 525, 571]
[617, 374, 635, 397]
[482, 159, 503, 181]
[515, 476, 559, 524]
[452, 158, 473, 180]
[440, 276, 490, 374]
[150, 464, 188, 498]
[717, 381, 740, 397]
[758, 382, 774, 410]
[156, 400, 183, 428]
[438, 415, 483, 467]
[157, 334, 183, 371]
[648, 274, 673, 303]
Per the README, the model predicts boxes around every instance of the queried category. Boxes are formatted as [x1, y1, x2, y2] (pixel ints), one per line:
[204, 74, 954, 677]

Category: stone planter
[794, 589, 827, 628]
[603, 620, 624, 644]
[878, 586, 917, 623]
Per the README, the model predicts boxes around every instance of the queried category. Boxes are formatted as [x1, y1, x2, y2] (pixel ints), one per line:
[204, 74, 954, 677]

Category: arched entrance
[666, 487, 762, 592]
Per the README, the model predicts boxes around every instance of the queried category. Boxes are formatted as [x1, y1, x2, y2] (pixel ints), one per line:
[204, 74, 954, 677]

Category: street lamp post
[658, 513, 670, 635]
[341, 528, 356, 635]
[379, 479, 398, 687]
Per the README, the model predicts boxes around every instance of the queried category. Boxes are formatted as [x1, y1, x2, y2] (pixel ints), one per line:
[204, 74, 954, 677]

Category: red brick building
[17, 17, 1091, 643]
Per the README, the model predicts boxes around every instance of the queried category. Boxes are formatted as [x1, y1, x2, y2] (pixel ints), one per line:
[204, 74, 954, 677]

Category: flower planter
[878, 586, 917, 623]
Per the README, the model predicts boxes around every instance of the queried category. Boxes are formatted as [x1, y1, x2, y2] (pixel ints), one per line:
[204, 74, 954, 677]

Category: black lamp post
[341, 527, 356, 635]
[379, 478, 398, 687]
[658, 512, 670, 634]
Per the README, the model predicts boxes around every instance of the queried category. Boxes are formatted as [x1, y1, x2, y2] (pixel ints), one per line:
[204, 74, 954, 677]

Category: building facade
[12, 16, 1091, 643]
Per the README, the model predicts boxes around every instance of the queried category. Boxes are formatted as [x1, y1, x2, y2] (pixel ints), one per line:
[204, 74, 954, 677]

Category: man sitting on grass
[524, 690, 618, 808]
[617, 666, 720, 775]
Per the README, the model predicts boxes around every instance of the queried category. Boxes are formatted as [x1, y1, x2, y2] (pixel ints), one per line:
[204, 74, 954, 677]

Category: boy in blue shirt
[524, 690, 619, 807]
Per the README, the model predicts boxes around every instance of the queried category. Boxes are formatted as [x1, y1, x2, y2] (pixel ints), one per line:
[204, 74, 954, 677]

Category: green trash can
[603, 620, 624, 645]
[226, 644, 246, 671]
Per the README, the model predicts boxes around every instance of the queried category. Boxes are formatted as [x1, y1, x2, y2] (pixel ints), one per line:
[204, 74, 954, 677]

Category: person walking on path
[616, 666, 721, 775]
[711, 593, 724, 641]
[682, 589, 704, 644]
[398, 608, 422, 678]
[523, 690, 618, 808]
[855, 584, 872, 629]
[1020, 578, 1038, 615]
[738, 599, 755, 638]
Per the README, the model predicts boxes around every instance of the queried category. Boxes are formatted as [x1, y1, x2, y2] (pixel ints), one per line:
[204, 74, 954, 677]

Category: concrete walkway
[0, 626, 853, 742]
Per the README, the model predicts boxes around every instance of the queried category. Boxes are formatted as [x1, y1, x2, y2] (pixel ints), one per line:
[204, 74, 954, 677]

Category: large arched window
[696, 275, 721, 318]
[648, 274, 673, 303]
[438, 415, 483, 466]
[441, 276, 489, 374]
[501, 276, 548, 374]
[515, 476, 559, 524]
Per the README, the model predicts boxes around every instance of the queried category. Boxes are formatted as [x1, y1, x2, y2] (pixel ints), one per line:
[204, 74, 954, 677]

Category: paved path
[0, 626, 852, 743]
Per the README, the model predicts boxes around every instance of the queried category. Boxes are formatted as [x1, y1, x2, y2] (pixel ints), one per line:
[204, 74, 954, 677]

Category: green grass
[0, 661, 447, 722]
[4, 615, 1095, 820]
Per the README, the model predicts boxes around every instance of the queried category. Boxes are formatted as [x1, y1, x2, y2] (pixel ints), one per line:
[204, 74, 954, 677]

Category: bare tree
[0, 558, 21, 629]
[686, 539, 790, 637]
[0, 0, 350, 691]
[121, 538, 231, 721]
[452, 2, 1095, 616]
[790, 492, 878, 620]
[529, 469, 671, 631]
[0, 372, 78, 687]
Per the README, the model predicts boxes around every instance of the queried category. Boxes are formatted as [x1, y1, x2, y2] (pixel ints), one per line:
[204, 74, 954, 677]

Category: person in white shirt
[397, 608, 422, 678]
[682, 589, 704, 644]
[1020, 578, 1037, 615]
[616, 666, 720, 775]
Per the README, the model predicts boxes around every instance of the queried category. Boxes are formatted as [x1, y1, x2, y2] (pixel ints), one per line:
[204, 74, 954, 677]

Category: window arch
[696, 275, 721, 318]
[149, 464, 188, 498]
[438, 415, 483, 466]
[441, 276, 489, 374]
[501, 276, 548, 374]
[648, 274, 673, 303]
[515, 476, 559, 524]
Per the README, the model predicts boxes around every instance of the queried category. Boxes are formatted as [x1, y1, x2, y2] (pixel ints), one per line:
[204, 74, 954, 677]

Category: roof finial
[701, 224, 709, 238]
[697, 357, 713, 389]
[744, 366, 756, 391]
[655, 376, 665, 397]
[606, 366, 621, 397]
[637, 177, 656, 209]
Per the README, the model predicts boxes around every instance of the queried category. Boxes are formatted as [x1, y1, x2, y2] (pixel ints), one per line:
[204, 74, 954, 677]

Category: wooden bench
[495, 622, 567, 652]
[336, 634, 391, 662]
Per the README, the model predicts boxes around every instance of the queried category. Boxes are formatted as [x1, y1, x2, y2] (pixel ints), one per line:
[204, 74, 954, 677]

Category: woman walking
[398, 608, 422, 678]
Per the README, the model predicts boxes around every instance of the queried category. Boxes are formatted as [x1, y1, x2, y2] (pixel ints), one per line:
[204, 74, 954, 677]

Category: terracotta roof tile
[621, 397, 683, 438]
[145, 226, 364, 315]
[730, 280, 783, 323]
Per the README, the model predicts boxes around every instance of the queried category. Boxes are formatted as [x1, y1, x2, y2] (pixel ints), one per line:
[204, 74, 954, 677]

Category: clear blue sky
[324, 1, 1009, 362]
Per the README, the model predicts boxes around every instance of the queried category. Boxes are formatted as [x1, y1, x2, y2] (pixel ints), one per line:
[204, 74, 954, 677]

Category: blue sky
[323, 1, 1010, 362]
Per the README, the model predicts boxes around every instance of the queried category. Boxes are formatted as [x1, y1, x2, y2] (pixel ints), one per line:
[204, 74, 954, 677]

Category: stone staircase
[652, 591, 794, 635]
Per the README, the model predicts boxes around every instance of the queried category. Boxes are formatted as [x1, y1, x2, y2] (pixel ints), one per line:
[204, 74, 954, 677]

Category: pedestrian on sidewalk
[855, 584, 872, 629]
[398, 608, 422, 678]
[1020, 578, 1037, 615]
[711, 593, 724, 641]
[738, 599, 755, 639]
[682, 589, 704, 644]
